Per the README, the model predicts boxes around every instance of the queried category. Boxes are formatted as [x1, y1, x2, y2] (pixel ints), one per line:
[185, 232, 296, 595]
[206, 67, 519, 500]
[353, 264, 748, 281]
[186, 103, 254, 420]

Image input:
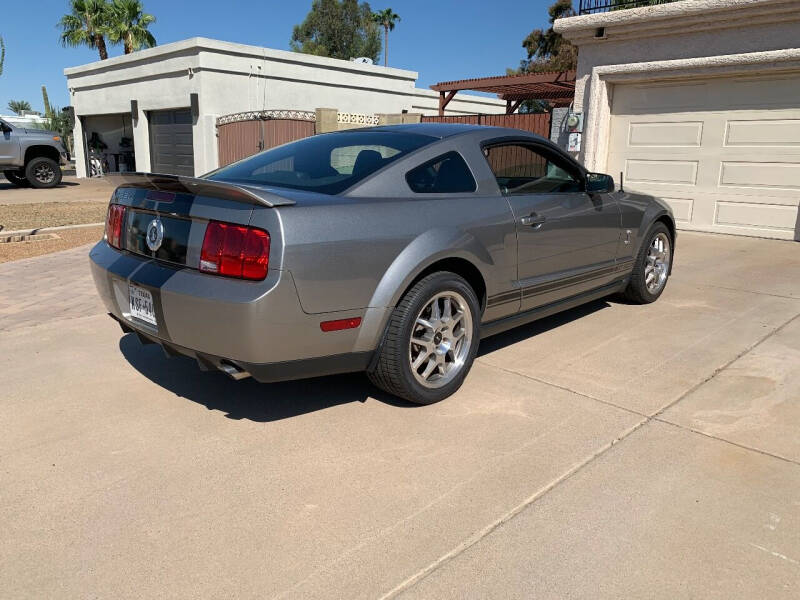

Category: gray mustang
[90, 124, 674, 404]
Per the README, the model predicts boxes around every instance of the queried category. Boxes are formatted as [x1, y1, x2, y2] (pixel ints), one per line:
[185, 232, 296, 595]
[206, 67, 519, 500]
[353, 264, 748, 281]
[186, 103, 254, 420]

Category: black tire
[25, 157, 62, 189]
[3, 170, 29, 187]
[623, 222, 673, 304]
[368, 272, 481, 405]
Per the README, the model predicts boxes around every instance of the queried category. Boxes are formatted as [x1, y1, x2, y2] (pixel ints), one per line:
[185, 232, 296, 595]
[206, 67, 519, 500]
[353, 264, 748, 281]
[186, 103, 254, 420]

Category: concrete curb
[0, 222, 105, 237]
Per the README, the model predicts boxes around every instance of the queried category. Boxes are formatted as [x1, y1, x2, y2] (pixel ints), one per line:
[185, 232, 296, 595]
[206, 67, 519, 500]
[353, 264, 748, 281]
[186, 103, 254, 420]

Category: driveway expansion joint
[388, 311, 800, 598]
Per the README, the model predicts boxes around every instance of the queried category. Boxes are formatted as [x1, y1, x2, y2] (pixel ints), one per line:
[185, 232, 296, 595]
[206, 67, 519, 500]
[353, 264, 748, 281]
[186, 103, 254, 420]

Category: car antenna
[619, 171, 624, 193]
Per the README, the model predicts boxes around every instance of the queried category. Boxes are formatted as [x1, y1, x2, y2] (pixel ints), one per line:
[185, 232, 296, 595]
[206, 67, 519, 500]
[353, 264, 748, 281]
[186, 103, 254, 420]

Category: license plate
[129, 284, 157, 326]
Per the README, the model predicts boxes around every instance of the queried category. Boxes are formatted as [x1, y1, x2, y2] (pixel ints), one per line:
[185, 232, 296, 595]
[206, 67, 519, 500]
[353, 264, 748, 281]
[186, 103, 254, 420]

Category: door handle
[520, 213, 546, 228]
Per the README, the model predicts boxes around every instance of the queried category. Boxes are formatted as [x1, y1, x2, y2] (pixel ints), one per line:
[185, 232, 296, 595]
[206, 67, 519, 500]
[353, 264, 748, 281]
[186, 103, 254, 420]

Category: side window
[406, 151, 476, 194]
[484, 144, 583, 195]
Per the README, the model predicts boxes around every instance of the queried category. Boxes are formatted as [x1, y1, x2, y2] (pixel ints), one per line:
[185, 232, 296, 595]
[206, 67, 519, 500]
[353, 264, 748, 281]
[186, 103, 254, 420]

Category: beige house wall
[555, 0, 800, 170]
[554, 0, 800, 240]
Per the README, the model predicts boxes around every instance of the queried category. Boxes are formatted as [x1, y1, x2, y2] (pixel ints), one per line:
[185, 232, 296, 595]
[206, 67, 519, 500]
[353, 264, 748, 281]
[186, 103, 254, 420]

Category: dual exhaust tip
[113, 313, 252, 381]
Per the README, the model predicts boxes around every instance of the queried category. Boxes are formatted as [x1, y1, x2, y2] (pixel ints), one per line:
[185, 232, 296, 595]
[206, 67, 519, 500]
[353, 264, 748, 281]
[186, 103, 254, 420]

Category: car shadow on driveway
[477, 298, 610, 356]
[119, 298, 612, 421]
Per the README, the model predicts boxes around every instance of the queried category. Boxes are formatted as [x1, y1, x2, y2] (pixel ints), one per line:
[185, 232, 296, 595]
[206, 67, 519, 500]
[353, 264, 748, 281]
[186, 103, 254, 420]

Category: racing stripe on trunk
[127, 261, 185, 342]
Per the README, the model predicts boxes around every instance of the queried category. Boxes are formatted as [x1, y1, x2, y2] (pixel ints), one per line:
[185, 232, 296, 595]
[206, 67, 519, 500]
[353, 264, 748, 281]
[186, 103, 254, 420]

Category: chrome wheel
[34, 163, 56, 185]
[645, 232, 671, 294]
[408, 291, 474, 389]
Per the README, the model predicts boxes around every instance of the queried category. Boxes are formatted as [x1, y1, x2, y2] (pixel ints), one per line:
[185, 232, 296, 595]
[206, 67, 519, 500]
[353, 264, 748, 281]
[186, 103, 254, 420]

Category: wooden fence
[420, 112, 552, 138]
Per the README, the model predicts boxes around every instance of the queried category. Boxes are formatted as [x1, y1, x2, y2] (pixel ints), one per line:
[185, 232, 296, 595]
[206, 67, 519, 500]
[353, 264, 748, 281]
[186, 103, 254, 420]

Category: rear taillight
[105, 204, 126, 249]
[200, 221, 270, 281]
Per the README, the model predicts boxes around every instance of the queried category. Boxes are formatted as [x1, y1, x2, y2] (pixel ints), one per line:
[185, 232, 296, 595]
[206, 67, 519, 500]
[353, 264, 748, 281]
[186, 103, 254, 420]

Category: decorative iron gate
[217, 110, 316, 167]
[420, 112, 551, 139]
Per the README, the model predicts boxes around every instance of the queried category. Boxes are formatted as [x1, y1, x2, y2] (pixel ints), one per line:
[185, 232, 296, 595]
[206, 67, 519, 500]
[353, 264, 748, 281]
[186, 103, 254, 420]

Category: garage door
[149, 109, 194, 177]
[607, 74, 800, 240]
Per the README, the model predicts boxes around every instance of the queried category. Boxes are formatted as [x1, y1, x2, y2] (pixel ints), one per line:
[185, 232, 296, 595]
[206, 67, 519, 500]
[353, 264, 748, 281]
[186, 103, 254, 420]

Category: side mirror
[586, 172, 614, 194]
[0, 123, 10, 133]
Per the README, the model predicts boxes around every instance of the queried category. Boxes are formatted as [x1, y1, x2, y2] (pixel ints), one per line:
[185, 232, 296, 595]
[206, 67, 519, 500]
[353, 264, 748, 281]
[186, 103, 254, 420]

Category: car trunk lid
[109, 173, 290, 269]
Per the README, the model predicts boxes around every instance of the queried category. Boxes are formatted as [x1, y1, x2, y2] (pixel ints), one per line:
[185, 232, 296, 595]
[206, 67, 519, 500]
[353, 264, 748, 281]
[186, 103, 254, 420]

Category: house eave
[554, 0, 800, 44]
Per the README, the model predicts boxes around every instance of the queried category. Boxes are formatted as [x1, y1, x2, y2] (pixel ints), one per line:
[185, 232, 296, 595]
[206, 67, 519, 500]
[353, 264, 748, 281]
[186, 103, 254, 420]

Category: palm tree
[372, 8, 400, 67]
[58, 0, 110, 60]
[8, 100, 32, 115]
[106, 0, 156, 54]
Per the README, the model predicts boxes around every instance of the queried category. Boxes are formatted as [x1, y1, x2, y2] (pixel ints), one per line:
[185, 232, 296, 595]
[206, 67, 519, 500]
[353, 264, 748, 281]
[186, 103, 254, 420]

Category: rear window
[207, 131, 436, 195]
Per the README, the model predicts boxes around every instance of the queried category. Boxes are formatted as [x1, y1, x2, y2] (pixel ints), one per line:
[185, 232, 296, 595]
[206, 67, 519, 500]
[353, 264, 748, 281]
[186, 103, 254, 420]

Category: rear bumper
[111, 313, 371, 382]
[89, 241, 377, 375]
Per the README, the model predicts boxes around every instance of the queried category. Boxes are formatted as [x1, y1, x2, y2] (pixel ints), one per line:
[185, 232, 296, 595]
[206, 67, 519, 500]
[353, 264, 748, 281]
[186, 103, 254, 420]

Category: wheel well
[402, 257, 487, 312]
[25, 145, 61, 165]
[655, 214, 676, 243]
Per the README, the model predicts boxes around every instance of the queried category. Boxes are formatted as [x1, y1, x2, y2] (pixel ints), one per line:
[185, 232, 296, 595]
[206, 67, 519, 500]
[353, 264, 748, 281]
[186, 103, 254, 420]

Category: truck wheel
[368, 272, 481, 405]
[4, 170, 30, 187]
[25, 157, 62, 189]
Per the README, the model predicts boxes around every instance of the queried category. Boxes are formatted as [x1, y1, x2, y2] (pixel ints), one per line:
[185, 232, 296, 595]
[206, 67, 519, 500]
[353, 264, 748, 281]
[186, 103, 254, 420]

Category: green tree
[291, 0, 381, 63]
[517, 0, 576, 74]
[8, 100, 32, 115]
[106, 0, 156, 54]
[371, 8, 400, 67]
[58, 0, 111, 60]
[0, 36, 5, 77]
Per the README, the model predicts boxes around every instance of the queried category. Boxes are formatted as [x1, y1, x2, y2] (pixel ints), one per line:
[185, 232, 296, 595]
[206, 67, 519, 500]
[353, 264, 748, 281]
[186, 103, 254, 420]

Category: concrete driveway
[1, 232, 798, 598]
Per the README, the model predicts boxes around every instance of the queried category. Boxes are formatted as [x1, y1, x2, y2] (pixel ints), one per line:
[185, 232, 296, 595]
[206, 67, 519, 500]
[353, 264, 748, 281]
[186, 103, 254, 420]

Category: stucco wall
[554, 0, 800, 169]
[65, 37, 505, 177]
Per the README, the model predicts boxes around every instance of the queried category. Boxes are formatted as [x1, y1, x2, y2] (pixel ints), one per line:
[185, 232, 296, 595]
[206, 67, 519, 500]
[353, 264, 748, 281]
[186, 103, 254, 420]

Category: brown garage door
[149, 109, 194, 176]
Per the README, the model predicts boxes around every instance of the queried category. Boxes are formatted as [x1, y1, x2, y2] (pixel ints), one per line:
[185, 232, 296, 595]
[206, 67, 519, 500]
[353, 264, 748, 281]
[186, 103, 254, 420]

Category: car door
[0, 120, 20, 164]
[483, 141, 622, 311]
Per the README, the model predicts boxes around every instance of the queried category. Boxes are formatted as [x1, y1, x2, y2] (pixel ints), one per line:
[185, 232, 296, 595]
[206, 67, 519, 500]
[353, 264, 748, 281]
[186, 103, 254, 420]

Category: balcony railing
[578, 0, 681, 15]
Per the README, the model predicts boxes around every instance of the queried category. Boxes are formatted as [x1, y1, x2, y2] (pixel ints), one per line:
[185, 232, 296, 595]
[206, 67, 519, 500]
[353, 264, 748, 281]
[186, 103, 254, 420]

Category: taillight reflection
[200, 221, 270, 281]
[105, 204, 126, 249]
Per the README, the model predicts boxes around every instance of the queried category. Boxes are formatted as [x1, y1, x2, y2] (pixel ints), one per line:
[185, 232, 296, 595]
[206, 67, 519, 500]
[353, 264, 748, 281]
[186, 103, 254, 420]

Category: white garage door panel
[626, 159, 698, 185]
[608, 74, 800, 240]
[661, 198, 694, 223]
[720, 162, 800, 191]
[716, 202, 799, 231]
[629, 122, 703, 147]
[725, 119, 800, 146]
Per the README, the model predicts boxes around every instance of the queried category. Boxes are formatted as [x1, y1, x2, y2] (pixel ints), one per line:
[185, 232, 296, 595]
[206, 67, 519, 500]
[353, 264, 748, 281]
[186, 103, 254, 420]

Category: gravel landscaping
[0, 202, 106, 232]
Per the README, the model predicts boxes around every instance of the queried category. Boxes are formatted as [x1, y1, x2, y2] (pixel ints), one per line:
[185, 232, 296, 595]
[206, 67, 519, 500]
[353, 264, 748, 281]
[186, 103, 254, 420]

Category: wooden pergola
[430, 71, 576, 116]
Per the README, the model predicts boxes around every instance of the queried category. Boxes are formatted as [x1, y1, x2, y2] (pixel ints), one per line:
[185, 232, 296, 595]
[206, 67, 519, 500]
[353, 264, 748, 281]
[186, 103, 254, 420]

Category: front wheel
[25, 157, 62, 189]
[368, 272, 481, 405]
[623, 222, 673, 304]
[3, 170, 29, 187]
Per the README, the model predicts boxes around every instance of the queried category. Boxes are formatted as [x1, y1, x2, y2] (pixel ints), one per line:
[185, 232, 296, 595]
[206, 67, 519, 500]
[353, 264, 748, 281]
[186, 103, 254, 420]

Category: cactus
[42, 85, 52, 118]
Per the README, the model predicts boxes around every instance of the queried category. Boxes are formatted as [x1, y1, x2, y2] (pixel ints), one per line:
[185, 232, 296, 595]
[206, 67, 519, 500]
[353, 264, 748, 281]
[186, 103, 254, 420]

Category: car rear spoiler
[107, 172, 296, 207]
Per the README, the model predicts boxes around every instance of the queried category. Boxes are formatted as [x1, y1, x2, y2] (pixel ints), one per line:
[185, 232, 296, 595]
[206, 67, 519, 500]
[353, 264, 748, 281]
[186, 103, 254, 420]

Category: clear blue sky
[0, 0, 556, 114]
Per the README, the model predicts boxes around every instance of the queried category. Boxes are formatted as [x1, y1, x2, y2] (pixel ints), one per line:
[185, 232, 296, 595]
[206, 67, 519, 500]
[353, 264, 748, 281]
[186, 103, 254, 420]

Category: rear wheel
[25, 157, 62, 189]
[623, 222, 673, 304]
[368, 272, 480, 405]
[3, 170, 29, 187]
